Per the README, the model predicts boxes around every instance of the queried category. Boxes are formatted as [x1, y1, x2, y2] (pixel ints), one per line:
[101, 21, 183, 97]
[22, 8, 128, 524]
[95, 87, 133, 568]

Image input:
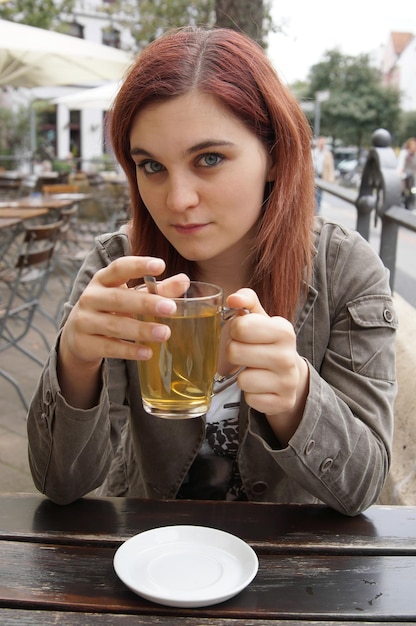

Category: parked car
[333, 147, 359, 170]
[337, 157, 358, 176]
[336, 151, 368, 187]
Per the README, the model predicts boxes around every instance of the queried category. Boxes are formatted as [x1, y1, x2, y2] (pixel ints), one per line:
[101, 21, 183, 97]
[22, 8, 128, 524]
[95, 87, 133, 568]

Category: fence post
[355, 129, 402, 289]
[379, 214, 399, 288]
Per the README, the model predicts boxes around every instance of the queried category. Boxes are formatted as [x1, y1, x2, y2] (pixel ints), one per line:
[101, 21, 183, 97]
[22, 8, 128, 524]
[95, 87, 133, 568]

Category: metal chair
[39, 205, 91, 326]
[0, 220, 62, 410]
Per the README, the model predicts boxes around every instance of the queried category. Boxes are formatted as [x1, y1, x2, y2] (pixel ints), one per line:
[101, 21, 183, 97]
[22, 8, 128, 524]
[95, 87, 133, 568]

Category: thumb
[226, 288, 268, 317]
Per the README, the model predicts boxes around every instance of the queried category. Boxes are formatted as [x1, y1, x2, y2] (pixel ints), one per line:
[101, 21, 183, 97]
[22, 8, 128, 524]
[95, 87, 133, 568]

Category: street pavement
[1, 199, 415, 504]
[0, 273, 62, 494]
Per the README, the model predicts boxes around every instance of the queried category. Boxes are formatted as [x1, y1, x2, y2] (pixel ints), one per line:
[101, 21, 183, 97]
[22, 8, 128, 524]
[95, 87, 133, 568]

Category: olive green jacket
[27, 218, 398, 515]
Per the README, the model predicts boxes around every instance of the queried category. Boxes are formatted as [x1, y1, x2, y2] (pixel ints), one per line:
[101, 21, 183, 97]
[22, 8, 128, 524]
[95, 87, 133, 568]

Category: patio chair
[39, 204, 92, 326]
[0, 220, 62, 411]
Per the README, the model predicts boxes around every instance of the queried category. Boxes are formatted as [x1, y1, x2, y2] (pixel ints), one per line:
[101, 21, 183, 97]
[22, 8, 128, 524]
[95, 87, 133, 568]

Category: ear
[265, 153, 277, 183]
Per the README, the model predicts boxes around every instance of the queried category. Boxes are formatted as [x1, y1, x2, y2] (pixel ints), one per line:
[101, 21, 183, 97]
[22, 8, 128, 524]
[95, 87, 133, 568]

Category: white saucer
[113, 525, 258, 608]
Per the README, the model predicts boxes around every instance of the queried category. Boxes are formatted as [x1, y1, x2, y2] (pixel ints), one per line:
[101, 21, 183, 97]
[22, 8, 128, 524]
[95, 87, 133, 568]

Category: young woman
[27, 27, 397, 514]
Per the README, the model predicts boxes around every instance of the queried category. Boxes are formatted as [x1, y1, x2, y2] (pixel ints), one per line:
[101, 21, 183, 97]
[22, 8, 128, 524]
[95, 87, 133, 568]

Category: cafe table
[0, 207, 48, 221]
[0, 495, 415, 625]
[0, 193, 92, 213]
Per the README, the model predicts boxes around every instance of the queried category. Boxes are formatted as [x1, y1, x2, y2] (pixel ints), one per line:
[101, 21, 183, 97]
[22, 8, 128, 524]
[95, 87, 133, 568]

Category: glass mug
[136, 281, 248, 419]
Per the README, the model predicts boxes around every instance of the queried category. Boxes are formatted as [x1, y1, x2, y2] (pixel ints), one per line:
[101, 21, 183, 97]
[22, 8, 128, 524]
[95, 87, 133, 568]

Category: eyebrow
[129, 140, 235, 158]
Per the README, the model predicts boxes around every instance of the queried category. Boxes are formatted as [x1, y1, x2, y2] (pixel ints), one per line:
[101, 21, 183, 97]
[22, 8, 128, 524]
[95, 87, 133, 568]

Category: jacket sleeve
[243, 222, 398, 515]
[27, 232, 130, 505]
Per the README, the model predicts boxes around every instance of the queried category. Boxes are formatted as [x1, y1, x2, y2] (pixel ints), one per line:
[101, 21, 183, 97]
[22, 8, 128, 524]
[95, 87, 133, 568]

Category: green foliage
[0, 0, 75, 30]
[397, 111, 416, 145]
[0, 104, 30, 157]
[106, 0, 271, 50]
[289, 80, 310, 102]
[302, 49, 402, 148]
[106, 0, 214, 49]
[90, 153, 118, 172]
[51, 159, 72, 174]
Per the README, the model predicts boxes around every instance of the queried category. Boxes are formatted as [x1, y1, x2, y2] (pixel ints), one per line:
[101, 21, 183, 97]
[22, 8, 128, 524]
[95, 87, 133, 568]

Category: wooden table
[0, 207, 48, 220]
[0, 193, 91, 212]
[0, 495, 415, 625]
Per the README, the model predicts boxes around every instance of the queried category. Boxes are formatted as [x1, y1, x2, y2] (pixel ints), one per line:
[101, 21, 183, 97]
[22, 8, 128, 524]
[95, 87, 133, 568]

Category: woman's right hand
[57, 256, 189, 408]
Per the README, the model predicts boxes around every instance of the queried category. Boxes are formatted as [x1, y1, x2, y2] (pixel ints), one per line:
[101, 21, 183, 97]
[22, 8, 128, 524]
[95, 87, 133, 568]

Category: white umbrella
[0, 19, 133, 87]
[52, 81, 121, 110]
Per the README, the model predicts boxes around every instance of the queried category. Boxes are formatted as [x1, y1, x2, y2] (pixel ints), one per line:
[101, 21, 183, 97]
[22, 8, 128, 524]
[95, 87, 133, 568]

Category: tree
[216, 0, 271, 45]
[304, 50, 401, 148]
[398, 111, 416, 145]
[107, 0, 272, 49]
[0, 103, 30, 158]
[109, 0, 215, 49]
[1, 0, 273, 50]
[0, 0, 74, 30]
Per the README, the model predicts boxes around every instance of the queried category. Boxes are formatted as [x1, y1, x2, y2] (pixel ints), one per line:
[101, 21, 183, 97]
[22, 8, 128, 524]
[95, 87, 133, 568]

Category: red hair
[109, 27, 315, 320]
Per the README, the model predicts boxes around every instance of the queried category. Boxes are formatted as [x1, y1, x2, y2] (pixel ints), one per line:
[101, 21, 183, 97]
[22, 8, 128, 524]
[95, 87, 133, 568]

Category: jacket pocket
[347, 295, 398, 381]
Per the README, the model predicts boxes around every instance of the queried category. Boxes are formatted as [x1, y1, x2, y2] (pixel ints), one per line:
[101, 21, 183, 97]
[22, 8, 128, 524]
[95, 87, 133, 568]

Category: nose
[166, 172, 199, 213]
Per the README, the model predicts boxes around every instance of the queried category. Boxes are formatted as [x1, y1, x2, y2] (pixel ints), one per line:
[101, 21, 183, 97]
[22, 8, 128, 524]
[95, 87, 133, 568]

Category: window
[64, 21, 84, 39]
[102, 27, 121, 49]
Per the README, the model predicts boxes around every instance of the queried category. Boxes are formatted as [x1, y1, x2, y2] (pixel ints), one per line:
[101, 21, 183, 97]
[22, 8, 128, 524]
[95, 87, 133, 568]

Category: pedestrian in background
[312, 136, 335, 213]
[397, 137, 416, 210]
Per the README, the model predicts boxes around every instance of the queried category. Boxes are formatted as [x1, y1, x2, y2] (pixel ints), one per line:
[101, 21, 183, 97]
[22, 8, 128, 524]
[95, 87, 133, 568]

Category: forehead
[130, 91, 243, 138]
[127, 90, 270, 164]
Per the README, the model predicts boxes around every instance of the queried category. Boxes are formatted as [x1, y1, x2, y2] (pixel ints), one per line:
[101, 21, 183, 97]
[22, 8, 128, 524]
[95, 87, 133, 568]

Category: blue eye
[138, 160, 164, 174]
[199, 153, 223, 167]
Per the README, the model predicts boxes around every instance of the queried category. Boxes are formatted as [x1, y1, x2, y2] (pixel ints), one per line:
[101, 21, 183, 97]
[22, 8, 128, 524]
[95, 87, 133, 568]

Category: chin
[173, 246, 216, 263]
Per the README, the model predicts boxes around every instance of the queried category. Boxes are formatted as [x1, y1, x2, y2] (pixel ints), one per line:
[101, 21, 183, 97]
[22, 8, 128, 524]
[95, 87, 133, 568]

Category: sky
[267, 0, 416, 84]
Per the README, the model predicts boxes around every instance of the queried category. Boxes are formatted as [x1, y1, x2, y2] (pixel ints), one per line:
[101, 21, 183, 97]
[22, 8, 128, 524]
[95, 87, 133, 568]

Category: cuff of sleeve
[43, 331, 108, 421]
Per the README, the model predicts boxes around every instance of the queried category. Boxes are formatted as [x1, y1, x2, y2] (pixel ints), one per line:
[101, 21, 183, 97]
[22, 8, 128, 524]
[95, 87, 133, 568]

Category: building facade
[381, 31, 416, 112]
[52, 0, 134, 169]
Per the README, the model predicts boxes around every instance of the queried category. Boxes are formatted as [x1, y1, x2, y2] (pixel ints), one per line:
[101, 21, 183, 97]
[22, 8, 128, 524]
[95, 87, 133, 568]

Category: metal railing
[316, 129, 416, 290]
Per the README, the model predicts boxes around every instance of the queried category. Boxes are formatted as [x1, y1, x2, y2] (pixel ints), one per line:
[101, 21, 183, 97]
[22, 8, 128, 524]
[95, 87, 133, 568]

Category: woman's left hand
[226, 288, 309, 445]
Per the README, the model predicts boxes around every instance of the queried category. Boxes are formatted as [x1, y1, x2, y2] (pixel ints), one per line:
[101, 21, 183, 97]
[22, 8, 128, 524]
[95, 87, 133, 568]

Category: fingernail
[152, 325, 170, 340]
[146, 258, 164, 272]
[137, 347, 151, 360]
[156, 299, 176, 315]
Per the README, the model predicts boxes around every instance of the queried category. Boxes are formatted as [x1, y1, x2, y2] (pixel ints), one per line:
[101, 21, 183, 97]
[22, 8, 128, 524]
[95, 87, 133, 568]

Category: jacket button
[305, 440, 315, 455]
[44, 389, 52, 405]
[383, 308, 394, 323]
[252, 481, 268, 495]
[320, 458, 333, 472]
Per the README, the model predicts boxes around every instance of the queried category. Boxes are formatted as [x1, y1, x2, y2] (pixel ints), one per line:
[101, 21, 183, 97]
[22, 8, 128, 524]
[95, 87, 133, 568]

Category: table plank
[14, 193, 90, 207]
[0, 609, 408, 626]
[0, 194, 91, 211]
[1, 540, 416, 620]
[0, 496, 415, 554]
[0, 208, 48, 220]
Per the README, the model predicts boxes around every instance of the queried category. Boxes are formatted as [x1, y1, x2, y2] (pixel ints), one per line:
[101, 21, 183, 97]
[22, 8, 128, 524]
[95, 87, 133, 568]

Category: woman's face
[408, 139, 416, 154]
[129, 90, 274, 267]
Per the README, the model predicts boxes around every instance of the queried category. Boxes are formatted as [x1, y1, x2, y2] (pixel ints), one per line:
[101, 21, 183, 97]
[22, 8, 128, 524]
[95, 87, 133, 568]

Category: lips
[172, 223, 209, 234]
